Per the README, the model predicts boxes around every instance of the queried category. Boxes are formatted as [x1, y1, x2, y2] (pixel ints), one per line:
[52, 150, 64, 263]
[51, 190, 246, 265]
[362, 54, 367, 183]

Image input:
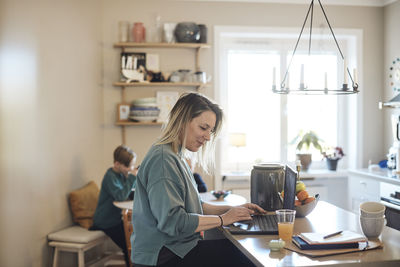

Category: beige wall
[0, 0, 386, 266]
[0, 0, 104, 266]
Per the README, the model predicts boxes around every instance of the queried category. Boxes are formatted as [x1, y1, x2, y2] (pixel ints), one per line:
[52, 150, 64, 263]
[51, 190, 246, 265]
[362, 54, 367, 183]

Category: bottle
[133, 22, 145, 43]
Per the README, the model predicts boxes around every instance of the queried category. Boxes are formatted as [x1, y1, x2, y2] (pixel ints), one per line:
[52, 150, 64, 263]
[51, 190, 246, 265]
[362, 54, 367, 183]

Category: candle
[286, 72, 290, 89]
[273, 67, 276, 86]
[353, 68, 358, 84]
[344, 59, 348, 84]
[324, 72, 328, 89]
[300, 64, 304, 84]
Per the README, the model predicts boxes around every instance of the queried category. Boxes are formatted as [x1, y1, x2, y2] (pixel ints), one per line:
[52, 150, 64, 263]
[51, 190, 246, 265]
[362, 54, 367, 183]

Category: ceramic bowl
[295, 194, 319, 217]
[211, 190, 231, 199]
[130, 107, 160, 117]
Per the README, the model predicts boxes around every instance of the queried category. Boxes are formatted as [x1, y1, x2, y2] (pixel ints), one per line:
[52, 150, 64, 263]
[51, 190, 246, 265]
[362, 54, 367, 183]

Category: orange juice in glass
[276, 209, 296, 241]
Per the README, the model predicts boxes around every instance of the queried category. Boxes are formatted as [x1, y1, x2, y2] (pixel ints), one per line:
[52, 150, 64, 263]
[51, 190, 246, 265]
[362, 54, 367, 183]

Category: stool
[48, 225, 115, 267]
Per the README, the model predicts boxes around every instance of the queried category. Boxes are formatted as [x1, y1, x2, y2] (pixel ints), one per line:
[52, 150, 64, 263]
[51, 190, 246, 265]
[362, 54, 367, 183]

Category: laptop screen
[283, 165, 297, 210]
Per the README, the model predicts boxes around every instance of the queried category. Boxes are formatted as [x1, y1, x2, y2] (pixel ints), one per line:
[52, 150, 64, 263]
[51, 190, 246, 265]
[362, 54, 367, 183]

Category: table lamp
[229, 133, 246, 172]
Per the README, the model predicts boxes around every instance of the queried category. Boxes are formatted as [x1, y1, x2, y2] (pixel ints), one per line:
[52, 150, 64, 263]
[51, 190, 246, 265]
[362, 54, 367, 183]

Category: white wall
[0, 0, 386, 265]
[384, 1, 400, 154]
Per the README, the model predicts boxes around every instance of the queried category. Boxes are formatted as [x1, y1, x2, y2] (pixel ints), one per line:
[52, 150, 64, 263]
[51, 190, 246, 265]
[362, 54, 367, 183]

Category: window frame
[213, 26, 362, 190]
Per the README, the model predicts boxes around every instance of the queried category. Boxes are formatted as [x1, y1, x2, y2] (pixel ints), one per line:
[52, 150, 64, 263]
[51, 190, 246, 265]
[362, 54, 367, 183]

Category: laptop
[227, 164, 297, 234]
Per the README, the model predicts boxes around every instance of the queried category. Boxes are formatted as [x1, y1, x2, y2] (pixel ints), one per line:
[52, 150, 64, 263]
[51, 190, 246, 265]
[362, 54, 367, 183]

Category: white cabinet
[301, 177, 348, 210]
[348, 174, 380, 214]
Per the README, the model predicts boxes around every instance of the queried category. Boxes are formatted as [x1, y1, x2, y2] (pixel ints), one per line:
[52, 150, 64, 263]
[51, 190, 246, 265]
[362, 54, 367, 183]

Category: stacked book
[293, 230, 367, 250]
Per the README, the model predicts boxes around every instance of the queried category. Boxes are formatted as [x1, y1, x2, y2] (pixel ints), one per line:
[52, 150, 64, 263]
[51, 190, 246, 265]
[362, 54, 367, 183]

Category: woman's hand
[219, 203, 266, 226]
[220, 206, 254, 226]
[239, 203, 266, 214]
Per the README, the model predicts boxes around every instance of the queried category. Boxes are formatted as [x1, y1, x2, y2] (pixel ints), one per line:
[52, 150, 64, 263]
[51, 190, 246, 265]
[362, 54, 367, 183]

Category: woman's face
[184, 110, 216, 152]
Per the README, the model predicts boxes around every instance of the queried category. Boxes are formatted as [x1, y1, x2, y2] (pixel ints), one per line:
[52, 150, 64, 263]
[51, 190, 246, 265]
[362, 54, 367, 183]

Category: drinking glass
[276, 209, 296, 241]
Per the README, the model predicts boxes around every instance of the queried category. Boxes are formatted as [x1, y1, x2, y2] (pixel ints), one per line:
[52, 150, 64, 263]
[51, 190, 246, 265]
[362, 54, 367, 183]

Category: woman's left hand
[239, 203, 266, 214]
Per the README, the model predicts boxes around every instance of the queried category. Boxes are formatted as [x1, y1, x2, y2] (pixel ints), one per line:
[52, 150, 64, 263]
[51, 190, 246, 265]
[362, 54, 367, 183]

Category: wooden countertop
[222, 201, 400, 267]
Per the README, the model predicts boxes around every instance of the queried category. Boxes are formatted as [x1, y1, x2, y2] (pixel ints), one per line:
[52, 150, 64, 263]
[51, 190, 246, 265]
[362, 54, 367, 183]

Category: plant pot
[296, 153, 312, 171]
[326, 158, 339, 171]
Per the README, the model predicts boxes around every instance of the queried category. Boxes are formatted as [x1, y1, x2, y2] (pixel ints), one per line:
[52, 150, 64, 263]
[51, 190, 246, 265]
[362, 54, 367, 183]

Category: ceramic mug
[360, 215, 386, 238]
[359, 201, 386, 218]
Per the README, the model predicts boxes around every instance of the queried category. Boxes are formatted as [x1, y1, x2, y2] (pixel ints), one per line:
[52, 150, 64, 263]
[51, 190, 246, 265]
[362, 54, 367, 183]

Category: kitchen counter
[299, 169, 348, 179]
[349, 169, 400, 186]
[222, 201, 400, 267]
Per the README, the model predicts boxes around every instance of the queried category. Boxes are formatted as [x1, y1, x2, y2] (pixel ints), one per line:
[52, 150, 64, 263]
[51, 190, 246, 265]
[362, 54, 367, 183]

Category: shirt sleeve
[144, 152, 199, 237]
[104, 171, 136, 201]
[148, 178, 199, 237]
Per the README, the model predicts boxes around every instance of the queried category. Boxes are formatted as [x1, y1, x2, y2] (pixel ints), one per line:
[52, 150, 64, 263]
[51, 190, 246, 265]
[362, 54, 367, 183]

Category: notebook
[227, 165, 297, 234]
[299, 230, 367, 245]
[292, 236, 360, 250]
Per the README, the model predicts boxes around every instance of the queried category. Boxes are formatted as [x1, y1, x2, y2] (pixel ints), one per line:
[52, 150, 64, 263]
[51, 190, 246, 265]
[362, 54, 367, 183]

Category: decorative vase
[133, 22, 145, 42]
[174, 22, 200, 43]
[296, 153, 312, 171]
[326, 158, 339, 171]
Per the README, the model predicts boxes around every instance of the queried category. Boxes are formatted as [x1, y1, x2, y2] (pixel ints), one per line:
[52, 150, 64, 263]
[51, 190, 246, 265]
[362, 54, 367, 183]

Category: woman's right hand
[220, 206, 255, 226]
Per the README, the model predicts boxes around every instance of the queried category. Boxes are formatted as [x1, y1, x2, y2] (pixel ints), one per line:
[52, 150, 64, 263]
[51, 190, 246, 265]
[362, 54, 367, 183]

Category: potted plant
[290, 130, 323, 171]
[322, 146, 345, 171]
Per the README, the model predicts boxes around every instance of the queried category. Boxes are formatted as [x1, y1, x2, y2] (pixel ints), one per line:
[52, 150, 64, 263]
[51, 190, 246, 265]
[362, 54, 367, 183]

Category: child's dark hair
[113, 145, 136, 167]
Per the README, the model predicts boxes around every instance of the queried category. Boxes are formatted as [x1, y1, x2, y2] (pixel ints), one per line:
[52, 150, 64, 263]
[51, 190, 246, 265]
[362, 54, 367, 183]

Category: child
[92, 145, 138, 267]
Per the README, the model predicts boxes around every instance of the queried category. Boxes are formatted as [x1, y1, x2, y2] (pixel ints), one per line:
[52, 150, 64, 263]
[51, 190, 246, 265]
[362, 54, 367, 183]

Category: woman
[92, 145, 138, 267]
[131, 93, 265, 267]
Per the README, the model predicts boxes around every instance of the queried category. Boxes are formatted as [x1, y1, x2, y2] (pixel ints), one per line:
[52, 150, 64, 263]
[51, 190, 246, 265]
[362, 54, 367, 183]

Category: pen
[323, 230, 343, 239]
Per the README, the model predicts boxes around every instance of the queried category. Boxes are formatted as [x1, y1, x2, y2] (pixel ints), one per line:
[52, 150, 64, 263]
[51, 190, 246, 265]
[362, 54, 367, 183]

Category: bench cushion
[48, 226, 105, 244]
[69, 181, 99, 229]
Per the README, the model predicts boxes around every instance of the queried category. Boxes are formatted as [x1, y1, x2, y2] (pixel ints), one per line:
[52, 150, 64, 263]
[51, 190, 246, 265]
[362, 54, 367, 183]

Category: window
[215, 27, 360, 187]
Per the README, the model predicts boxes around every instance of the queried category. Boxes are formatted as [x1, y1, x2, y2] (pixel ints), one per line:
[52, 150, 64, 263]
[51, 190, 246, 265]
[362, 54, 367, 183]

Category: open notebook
[299, 230, 367, 244]
[227, 165, 297, 234]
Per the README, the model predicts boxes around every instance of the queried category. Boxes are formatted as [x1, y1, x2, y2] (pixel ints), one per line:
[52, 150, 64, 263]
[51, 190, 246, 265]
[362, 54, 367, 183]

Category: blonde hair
[157, 92, 223, 173]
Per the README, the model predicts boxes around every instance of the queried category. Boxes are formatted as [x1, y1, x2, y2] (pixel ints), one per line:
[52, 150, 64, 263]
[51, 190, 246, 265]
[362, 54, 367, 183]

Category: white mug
[360, 215, 386, 238]
[359, 201, 386, 218]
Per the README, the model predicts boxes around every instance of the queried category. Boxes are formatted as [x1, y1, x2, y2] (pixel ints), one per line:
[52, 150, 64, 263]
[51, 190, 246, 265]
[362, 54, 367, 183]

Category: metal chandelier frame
[272, 0, 359, 95]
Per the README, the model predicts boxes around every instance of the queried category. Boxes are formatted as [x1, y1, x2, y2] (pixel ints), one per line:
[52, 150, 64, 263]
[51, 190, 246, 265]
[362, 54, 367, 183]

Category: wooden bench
[48, 225, 116, 267]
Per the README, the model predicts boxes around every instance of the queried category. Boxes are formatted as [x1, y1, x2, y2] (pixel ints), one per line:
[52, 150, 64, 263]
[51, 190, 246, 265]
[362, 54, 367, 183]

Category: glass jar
[251, 163, 285, 211]
[133, 22, 145, 43]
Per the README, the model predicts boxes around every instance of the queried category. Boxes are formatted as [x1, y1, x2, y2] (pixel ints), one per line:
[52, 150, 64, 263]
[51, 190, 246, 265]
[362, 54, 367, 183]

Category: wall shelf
[114, 41, 210, 144]
[116, 121, 163, 126]
[114, 42, 210, 49]
[113, 82, 210, 90]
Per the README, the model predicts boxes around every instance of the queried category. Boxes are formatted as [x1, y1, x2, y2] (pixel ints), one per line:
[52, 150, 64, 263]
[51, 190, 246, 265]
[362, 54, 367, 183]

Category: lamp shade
[229, 133, 246, 147]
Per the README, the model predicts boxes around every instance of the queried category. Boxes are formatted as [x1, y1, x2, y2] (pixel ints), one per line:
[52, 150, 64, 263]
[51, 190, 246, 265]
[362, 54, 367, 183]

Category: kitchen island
[222, 201, 400, 267]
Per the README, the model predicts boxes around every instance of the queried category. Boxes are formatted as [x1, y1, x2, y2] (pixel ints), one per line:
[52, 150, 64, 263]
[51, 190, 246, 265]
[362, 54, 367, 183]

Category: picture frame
[117, 104, 130, 121]
[156, 91, 179, 122]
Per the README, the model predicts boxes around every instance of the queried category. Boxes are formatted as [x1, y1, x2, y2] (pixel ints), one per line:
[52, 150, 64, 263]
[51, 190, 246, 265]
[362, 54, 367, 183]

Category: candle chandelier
[272, 0, 359, 95]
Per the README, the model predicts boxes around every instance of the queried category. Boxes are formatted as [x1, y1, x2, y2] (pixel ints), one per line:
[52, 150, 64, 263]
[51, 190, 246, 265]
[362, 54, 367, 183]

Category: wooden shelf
[114, 42, 210, 49]
[116, 121, 163, 126]
[113, 81, 210, 90]
[114, 41, 210, 143]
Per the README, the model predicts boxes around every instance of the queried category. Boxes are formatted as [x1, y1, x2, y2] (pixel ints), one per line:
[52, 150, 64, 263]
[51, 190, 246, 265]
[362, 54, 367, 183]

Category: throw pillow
[69, 181, 99, 229]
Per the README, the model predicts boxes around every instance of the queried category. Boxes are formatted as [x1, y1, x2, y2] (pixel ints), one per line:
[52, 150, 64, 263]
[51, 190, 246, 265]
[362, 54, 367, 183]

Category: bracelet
[218, 215, 224, 227]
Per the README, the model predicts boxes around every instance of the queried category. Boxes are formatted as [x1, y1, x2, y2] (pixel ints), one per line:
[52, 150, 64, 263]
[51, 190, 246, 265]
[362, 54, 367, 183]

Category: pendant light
[272, 0, 359, 95]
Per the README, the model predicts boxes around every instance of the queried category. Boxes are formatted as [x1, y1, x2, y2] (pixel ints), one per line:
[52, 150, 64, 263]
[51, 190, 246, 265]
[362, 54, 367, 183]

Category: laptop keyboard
[251, 215, 278, 231]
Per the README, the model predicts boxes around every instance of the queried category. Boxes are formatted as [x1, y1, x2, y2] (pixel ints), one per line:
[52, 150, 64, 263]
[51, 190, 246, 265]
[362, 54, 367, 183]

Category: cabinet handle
[359, 181, 367, 185]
